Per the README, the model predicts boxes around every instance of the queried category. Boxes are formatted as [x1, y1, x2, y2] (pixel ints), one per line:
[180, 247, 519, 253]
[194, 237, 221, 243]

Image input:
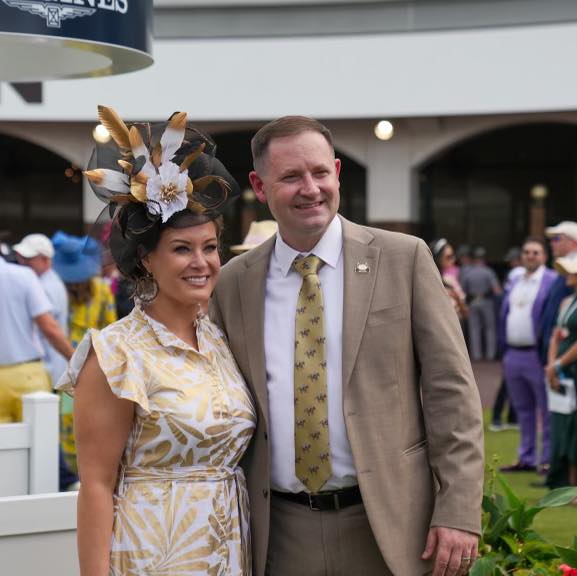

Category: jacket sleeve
[411, 239, 484, 535]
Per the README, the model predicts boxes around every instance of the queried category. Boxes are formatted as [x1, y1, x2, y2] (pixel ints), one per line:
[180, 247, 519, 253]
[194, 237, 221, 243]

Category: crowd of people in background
[0, 229, 132, 490]
[1, 218, 576, 497]
[431, 223, 577, 495]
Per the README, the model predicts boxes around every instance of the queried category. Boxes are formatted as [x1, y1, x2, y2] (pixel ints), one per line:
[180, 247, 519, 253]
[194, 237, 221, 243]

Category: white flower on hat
[145, 161, 189, 223]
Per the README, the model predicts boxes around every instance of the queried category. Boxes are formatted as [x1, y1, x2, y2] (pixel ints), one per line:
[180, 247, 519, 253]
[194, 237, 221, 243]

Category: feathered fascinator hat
[85, 105, 239, 226]
[84, 105, 240, 278]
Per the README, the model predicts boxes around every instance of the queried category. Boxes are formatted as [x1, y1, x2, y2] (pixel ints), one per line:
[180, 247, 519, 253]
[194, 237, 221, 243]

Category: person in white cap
[13, 234, 69, 386]
[0, 241, 73, 423]
[540, 222, 577, 366]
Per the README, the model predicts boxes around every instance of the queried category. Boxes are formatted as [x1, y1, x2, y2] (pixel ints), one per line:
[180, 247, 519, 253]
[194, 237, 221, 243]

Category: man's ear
[335, 158, 342, 178]
[249, 171, 267, 204]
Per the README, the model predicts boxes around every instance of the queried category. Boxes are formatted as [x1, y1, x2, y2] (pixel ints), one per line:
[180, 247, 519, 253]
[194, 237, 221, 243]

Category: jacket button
[263, 489, 269, 498]
[264, 432, 268, 441]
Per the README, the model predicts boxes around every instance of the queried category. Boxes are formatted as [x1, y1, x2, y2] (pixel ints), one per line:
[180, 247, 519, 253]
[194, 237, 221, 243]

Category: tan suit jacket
[210, 216, 484, 576]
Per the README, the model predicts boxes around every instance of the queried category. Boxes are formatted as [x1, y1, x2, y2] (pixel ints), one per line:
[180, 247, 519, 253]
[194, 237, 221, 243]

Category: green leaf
[536, 486, 577, 508]
[470, 556, 498, 576]
[555, 544, 577, 566]
[498, 474, 523, 508]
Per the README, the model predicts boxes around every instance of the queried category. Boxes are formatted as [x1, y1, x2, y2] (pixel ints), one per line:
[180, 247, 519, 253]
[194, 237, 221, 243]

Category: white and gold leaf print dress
[57, 306, 256, 575]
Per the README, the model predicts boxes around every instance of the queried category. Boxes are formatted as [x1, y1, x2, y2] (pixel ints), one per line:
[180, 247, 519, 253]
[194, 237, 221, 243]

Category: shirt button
[263, 489, 269, 498]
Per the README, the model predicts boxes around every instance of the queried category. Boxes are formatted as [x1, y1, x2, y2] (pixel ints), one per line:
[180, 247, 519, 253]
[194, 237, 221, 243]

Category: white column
[22, 392, 59, 495]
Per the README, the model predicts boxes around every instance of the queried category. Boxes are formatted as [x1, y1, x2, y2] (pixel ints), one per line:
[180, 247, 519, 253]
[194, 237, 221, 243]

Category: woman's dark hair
[429, 238, 449, 272]
[110, 203, 223, 281]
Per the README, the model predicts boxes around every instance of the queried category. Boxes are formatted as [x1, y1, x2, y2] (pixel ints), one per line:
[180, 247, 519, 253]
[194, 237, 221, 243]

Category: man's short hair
[251, 116, 334, 171]
[523, 236, 547, 251]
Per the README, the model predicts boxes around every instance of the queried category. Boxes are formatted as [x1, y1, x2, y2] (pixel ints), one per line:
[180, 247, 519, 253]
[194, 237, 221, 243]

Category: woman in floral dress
[57, 106, 255, 575]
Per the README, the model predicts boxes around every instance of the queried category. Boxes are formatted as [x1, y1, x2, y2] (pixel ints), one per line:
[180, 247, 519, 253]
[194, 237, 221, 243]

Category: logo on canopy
[1, 1, 128, 29]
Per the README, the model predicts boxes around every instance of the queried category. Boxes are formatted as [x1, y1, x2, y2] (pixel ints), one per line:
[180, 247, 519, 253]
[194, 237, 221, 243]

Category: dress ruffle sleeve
[55, 329, 150, 414]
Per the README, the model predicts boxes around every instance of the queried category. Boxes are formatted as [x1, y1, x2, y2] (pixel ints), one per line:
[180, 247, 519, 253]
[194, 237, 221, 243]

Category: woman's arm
[546, 327, 562, 391]
[74, 348, 134, 576]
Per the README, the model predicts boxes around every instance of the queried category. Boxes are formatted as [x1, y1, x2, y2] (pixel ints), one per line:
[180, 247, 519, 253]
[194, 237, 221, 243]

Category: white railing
[0, 391, 59, 496]
[0, 392, 78, 574]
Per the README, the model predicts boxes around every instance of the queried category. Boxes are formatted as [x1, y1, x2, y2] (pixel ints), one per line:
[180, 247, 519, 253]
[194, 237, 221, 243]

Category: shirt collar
[134, 304, 197, 352]
[275, 216, 343, 277]
[524, 264, 545, 282]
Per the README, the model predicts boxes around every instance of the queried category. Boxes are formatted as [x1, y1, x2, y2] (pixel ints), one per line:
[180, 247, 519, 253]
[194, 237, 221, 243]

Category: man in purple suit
[499, 237, 557, 472]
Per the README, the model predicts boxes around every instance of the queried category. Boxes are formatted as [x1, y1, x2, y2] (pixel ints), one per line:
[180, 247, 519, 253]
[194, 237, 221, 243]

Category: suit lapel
[340, 217, 381, 390]
[238, 236, 275, 427]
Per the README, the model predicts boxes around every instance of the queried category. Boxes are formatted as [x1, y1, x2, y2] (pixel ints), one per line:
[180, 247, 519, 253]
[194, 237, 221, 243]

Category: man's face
[549, 234, 577, 258]
[15, 254, 49, 275]
[249, 131, 341, 252]
[521, 241, 546, 273]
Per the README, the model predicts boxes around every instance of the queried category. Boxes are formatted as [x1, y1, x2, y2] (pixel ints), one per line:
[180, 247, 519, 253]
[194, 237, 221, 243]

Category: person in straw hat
[230, 220, 278, 255]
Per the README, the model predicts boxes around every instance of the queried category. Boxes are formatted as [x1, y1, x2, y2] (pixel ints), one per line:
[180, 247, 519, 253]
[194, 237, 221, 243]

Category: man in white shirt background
[13, 234, 69, 386]
[499, 238, 557, 473]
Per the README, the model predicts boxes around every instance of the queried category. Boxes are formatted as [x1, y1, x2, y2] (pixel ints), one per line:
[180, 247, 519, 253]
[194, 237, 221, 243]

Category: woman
[52, 231, 117, 479]
[57, 106, 255, 575]
[52, 231, 118, 348]
[545, 256, 577, 493]
[430, 238, 468, 320]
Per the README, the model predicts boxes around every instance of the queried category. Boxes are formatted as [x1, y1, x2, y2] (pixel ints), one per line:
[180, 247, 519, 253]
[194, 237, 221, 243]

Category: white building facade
[2, 0, 577, 255]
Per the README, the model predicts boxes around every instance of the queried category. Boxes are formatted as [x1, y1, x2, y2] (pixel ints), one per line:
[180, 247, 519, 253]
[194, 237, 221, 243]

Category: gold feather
[191, 175, 231, 193]
[97, 106, 131, 150]
[133, 171, 149, 185]
[130, 181, 147, 202]
[186, 178, 193, 195]
[129, 126, 148, 159]
[84, 169, 104, 185]
[167, 111, 187, 132]
[117, 160, 133, 174]
[187, 199, 206, 214]
[180, 143, 205, 173]
[151, 143, 162, 168]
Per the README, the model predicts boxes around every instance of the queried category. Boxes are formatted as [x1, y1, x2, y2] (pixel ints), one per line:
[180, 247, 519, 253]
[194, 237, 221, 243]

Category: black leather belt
[272, 486, 362, 511]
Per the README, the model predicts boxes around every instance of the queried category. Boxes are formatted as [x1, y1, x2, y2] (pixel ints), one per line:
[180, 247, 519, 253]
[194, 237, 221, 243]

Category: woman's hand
[545, 363, 561, 391]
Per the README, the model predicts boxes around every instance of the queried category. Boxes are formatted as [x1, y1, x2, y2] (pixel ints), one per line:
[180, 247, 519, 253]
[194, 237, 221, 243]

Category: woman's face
[440, 244, 456, 270]
[142, 221, 220, 308]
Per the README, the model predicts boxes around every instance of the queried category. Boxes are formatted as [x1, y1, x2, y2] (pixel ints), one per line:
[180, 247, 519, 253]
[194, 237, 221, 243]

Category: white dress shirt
[264, 216, 357, 492]
[506, 265, 545, 347]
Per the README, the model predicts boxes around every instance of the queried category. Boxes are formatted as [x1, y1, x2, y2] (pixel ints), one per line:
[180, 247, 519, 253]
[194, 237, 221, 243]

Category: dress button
[263, 489, 269, 498]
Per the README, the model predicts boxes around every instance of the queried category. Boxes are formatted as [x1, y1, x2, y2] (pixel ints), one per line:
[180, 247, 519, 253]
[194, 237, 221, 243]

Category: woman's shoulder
[97, 308, 146, 342]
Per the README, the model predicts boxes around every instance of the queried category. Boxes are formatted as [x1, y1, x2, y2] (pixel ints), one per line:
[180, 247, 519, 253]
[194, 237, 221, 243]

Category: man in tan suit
[210, 117, 484, 576]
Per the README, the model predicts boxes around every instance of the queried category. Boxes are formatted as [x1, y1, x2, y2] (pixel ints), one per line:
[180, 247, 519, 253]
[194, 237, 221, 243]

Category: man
[13, 233, 78, 490]
[461, 247, 501, 361]
[13, 234, 69, 386]
[540, 221, 577, 365]
[499, 238, 557, 472]
[210, 116, 484, 576]
[0, 249, 73, 423]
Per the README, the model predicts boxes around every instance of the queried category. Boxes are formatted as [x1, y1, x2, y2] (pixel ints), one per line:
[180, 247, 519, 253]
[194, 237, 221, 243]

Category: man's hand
[422, 526, 478, 576]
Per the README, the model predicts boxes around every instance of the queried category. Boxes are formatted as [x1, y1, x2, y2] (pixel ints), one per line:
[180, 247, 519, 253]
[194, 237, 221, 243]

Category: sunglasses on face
[550, 235, 563, 242]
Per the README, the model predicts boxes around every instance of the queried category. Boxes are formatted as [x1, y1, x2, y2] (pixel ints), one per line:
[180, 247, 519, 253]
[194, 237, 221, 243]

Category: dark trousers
[492, 377, 517, 425]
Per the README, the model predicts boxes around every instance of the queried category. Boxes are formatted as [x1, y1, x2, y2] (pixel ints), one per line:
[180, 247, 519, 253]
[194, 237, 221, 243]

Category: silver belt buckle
[308, 493, 321, 511]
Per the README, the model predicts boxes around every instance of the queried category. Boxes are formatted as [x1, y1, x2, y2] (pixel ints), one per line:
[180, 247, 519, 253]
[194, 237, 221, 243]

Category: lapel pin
[355, 262, 370, 274]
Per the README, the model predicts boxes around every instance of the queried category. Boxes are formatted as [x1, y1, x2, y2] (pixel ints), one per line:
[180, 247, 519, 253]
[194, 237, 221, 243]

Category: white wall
[3, 22, 577, 122]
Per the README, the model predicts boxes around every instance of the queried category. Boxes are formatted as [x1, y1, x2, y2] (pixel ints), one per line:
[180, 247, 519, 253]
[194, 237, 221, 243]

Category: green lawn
[484, 416, 577, 546]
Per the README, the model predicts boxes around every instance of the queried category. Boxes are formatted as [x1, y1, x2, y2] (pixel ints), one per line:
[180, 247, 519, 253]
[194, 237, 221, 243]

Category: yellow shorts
[0, 361, 51, 423]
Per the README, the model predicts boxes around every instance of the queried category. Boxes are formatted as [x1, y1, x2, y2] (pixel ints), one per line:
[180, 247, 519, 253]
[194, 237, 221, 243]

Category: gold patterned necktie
[293, 254, 331, 493]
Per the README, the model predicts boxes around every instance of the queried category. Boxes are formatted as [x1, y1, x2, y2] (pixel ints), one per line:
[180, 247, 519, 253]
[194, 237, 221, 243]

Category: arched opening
[213, 130, 366, 259]
[418, 122, 577, 259]
[0, 133, 83, 243]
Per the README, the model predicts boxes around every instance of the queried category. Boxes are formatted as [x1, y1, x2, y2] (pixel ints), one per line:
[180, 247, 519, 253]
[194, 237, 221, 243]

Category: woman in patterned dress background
[57, 107, 256, 575]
